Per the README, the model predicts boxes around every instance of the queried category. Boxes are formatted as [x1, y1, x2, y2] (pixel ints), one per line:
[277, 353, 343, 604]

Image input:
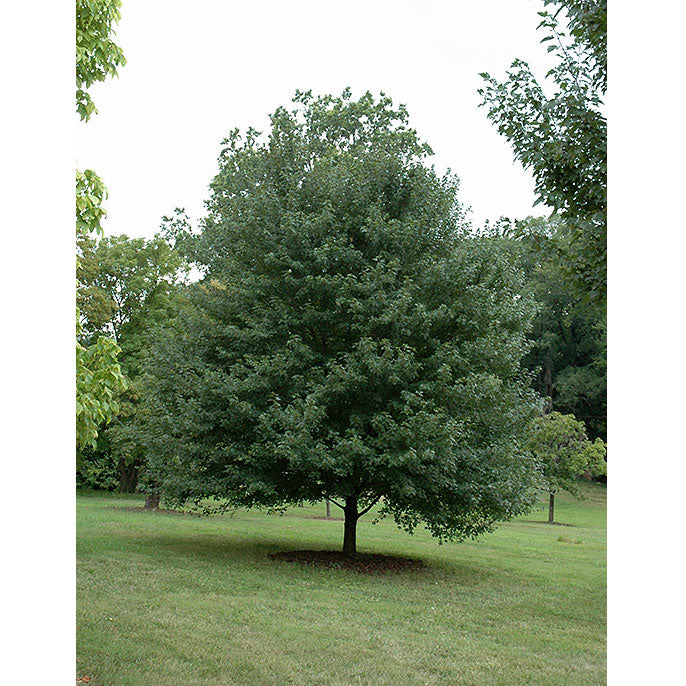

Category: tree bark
[543, 358, 553, 414]
[548, 492, 555, 523]
[325, 499, 331, 518]
[343, 496, 358, 556]
[144, 493, 160, 510]
[118, 458, 139, 493]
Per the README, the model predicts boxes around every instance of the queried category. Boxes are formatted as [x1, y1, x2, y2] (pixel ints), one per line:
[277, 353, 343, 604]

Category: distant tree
[77, 233, 189, 491]
[141, 90, 540, 556]
[479, 0, 606, 303]
[527, 411, 606, 523]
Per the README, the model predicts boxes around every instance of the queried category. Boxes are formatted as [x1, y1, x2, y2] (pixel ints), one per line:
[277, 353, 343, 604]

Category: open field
[77, 484, 606, 685]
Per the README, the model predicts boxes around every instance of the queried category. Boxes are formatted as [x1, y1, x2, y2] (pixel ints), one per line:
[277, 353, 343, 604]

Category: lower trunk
[548, 492, 555, 523]
[144, 493, 160, 510]
[342, 497, 358, 556]
[325, 499, 331, 518]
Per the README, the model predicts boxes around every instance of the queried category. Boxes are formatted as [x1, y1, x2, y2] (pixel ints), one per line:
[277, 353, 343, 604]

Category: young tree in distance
[479, 0, 606, 304]
[527, 411, 606, 523]
[141, 90, 540, 556]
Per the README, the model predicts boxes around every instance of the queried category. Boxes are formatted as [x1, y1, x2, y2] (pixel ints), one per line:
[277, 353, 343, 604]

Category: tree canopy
[141, 90, 541, 554]
[479, 0, 607, 303]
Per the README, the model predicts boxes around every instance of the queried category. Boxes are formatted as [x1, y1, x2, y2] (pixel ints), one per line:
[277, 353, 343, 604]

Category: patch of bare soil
[302, 515, 344, 521]
[269, 550, 425, 574]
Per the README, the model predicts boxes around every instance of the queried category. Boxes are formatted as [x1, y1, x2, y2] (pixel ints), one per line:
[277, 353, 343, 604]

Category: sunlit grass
[77, 483, 606, 685]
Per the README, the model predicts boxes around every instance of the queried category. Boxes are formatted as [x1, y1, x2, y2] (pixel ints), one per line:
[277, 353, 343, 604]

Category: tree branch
[357, 495, 383, 519]
[327, 497, 345, 510]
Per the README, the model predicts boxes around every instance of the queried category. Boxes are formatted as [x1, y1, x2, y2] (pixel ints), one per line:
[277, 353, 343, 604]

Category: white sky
[77, 0, 556, 239]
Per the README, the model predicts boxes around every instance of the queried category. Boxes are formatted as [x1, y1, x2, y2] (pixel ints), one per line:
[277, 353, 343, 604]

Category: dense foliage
[498, 218, 606, 439]
[141, 91, 541, 554]
[479, 0, 606, 303]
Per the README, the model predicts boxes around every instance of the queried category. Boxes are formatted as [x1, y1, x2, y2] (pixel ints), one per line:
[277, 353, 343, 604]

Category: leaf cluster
[76, 322, 126, 450]
[76, 0, 127, 121]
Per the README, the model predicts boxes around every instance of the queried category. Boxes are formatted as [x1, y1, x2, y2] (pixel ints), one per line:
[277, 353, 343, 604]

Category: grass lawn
[76, 484, 606, 685]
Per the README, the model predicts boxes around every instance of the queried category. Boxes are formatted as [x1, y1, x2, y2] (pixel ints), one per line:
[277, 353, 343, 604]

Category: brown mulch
[269, 550, 425, 574]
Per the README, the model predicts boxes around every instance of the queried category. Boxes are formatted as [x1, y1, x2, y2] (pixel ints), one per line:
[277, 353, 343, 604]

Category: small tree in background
[141, 90, 541, 556]
[527, 411, 606, 523]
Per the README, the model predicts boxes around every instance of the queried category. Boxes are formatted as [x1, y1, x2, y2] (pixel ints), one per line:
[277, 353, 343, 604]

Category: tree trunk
[118, 458, 139, 493]
[548, 492, 555, 523]
[144, 493, 160, 510]
[343, 496, 358, 556]
[543, 358, 553, 414]
[325, 499, 331, 518]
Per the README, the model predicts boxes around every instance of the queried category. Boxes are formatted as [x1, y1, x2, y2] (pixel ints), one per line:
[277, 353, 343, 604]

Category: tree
[77, 233, 189, 490]
[479, 0, 606, 303]
[526, 411, 606, 523]
[141, 90, 540, 555]
[75, 0, 127, 450]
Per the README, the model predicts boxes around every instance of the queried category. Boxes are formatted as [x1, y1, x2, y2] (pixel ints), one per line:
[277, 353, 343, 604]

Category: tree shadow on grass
[93, 529, 498, 585]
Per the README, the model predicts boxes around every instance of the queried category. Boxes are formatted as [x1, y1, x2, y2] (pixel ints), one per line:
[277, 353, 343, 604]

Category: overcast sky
[77, 0, 556, 239]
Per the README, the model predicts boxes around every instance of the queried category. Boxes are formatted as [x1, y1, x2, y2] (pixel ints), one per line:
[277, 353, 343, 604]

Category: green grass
[77, 484, 606, 685]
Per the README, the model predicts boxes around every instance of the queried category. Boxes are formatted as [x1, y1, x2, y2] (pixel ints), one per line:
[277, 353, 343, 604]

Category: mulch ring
[269, 550, 425, 574]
